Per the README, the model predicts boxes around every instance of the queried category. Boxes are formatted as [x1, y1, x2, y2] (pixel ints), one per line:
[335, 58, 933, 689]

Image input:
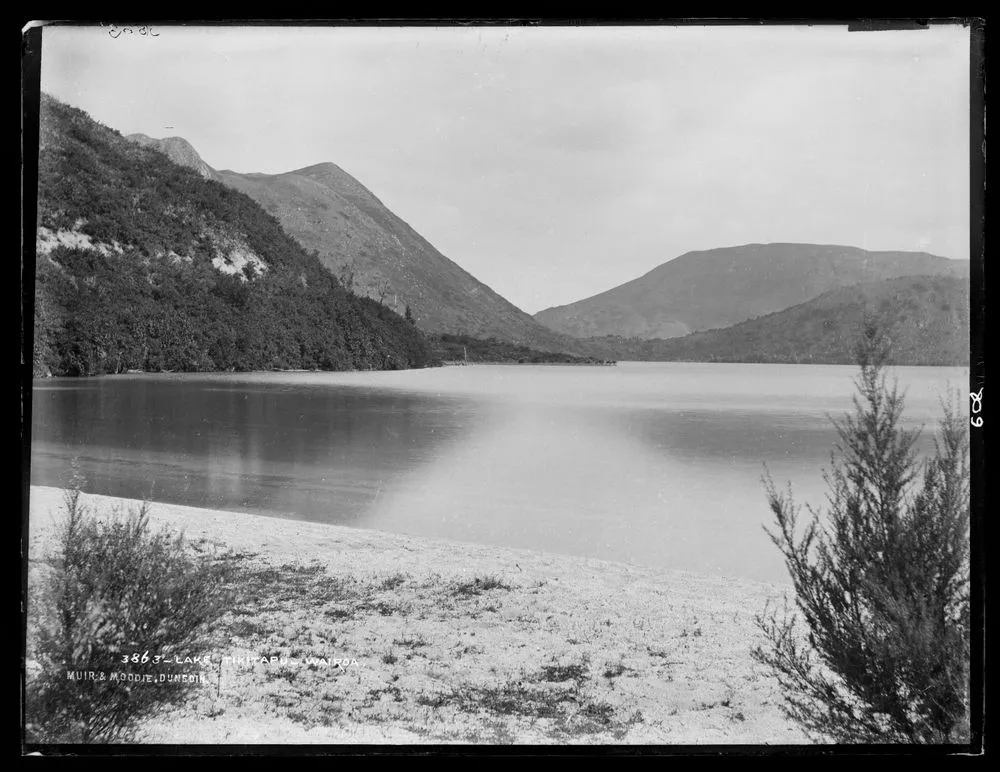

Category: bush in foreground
[753, 320, 971, 743]
[26, 486, 232, 743]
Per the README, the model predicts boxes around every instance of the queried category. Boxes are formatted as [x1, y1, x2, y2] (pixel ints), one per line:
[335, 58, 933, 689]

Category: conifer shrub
[26, 486, 233, 743]
[753, 319, 971, 743]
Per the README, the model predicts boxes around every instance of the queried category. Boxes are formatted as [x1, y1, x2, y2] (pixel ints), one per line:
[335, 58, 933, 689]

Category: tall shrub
[26, 486, 232, 743]
[753, 319, 971, 743]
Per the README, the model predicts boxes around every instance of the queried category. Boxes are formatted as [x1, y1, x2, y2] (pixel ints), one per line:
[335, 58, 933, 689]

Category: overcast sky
[38, 23, 971, 314]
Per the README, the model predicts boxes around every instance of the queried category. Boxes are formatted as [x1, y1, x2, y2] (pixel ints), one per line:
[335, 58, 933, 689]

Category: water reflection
[30, 363, 968, 583]
[31, 376, 475, 523]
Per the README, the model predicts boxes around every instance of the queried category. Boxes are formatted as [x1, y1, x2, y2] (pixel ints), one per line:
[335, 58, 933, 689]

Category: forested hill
[578, 275, 969, 366]
[32, 94, 436, 376]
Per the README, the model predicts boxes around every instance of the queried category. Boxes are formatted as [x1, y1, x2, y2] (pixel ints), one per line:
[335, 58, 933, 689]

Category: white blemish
[36, 225, 124, 257]
[211, 244, 269, 280]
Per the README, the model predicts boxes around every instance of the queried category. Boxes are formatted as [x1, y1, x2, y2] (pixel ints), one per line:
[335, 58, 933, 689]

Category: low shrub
[26, 486, 233, 743]
[452, 574, 513, 597]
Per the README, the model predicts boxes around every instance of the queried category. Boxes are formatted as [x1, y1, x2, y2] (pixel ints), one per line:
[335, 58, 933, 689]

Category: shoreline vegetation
[34, 339, 618, 378]
[430, 333, 614, 366]
[440, 360, 617, 367]
[26, 486, 807, 745]
[35, 359, 965, 382]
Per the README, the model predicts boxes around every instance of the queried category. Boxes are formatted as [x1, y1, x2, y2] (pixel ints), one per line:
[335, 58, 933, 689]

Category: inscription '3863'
[100, 23, 159, 39]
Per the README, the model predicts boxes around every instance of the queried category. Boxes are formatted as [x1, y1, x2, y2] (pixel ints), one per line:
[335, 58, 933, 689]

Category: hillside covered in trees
[32, 94, 437, 376]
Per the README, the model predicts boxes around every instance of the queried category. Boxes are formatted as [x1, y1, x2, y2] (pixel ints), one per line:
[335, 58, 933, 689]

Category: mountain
[34, 94, 436, 376]
[577, 275, 969, 366]
[126, 134, 576, 353]
[534, 243, 970, 340]
[126, 133, 220, 181]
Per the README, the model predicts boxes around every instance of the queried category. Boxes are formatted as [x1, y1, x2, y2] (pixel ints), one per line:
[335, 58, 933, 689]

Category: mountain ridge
[105, 128, 968, 367]
[576, 274, 969, 366]
[535, 243, 969, 340]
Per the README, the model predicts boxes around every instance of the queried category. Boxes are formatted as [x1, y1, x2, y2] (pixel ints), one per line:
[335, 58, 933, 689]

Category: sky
[36, 22, 972, 314]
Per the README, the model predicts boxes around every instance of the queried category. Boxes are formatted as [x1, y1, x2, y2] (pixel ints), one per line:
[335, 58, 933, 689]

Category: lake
[29, 362, 969, 584]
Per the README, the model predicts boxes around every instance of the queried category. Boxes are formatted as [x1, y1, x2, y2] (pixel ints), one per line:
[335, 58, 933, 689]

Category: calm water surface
[30, 362, 968, 583]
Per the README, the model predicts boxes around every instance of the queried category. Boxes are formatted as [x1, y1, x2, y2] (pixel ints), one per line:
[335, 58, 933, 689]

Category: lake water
[29, 362, 969, 584]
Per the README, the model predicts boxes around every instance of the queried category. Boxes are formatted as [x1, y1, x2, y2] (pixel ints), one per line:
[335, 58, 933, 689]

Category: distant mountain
[34, 94, 435, 376]
[534, 243, 970, 340]
[578, 275, 969, 366]
[124, 134, 575, 353]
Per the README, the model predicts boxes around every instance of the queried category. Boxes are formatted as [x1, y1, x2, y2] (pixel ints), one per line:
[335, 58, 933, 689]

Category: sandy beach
[26, 485, 810, 745]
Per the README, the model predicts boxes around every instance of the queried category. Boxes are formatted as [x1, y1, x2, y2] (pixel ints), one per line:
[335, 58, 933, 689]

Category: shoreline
[26, 486, 808, 745]
[32, 360, 969, 380]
